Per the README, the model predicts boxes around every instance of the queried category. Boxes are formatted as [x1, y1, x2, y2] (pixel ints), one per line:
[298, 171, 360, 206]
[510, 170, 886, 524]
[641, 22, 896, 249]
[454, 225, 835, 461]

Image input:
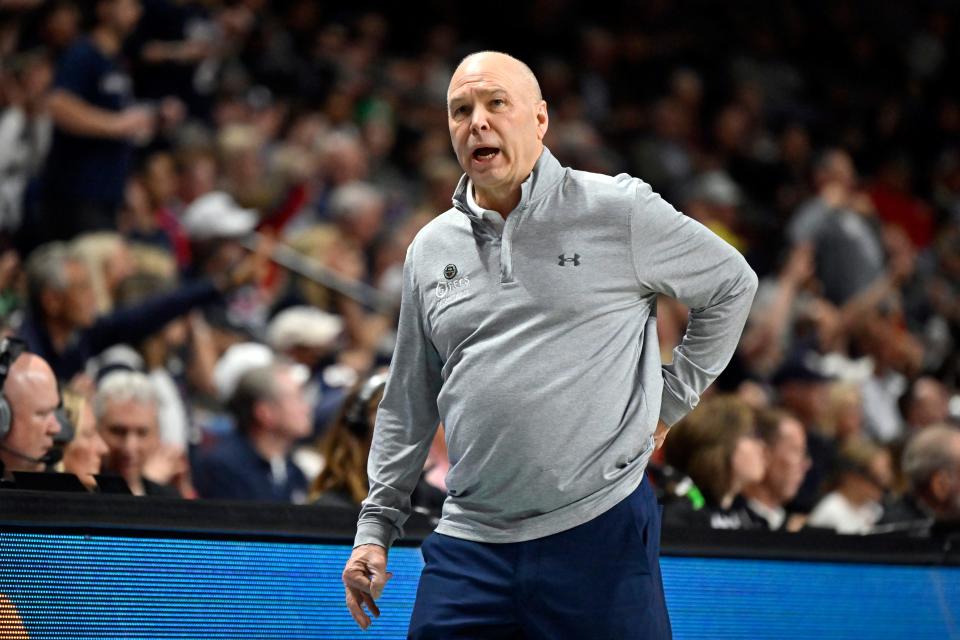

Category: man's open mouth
[472, 147, 500, 162]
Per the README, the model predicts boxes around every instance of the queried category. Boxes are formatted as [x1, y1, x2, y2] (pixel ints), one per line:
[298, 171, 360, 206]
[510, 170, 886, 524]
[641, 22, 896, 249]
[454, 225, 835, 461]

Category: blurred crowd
[0, 0, 959, 539]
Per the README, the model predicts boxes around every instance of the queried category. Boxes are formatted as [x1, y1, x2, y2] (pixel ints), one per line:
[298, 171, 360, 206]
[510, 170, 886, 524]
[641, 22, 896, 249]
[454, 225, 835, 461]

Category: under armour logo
[558, 253, 581, 266]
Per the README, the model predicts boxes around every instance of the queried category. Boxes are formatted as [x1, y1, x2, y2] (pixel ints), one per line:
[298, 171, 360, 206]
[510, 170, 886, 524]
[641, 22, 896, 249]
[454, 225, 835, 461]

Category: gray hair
[93, 370, 158, 420]
[902, 424, 960, 491]
[228, 364, 281, 432]
[25, 242, 74, 310]
[328, 181, 385, 220]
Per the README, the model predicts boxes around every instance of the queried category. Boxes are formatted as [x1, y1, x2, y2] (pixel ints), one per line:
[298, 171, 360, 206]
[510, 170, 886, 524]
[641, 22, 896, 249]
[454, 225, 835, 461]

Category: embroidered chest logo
[436, 264, 471, 303]
[558, 253, 581, 266]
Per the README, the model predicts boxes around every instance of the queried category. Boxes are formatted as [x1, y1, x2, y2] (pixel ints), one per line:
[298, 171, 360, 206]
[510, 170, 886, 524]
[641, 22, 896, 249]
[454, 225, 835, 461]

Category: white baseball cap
[266, 307, 344, 351]
[213, 342, 309, 402]
[181, 191, 258, 240]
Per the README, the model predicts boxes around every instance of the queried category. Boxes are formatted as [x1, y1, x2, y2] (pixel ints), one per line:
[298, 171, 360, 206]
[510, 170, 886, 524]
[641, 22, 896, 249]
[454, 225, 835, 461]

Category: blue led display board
[1, 531, 958, 639]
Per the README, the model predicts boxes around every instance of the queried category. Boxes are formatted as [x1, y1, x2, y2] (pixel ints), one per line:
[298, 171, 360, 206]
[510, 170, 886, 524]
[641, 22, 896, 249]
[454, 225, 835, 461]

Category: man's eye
[492, 99, 505, 107]
[453, 105, 468, 116]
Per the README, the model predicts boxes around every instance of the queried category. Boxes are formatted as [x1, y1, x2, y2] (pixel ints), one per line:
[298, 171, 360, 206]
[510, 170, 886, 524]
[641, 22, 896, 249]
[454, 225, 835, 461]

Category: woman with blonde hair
[69, 232, 136, 314]
[59, 388, 109, 491]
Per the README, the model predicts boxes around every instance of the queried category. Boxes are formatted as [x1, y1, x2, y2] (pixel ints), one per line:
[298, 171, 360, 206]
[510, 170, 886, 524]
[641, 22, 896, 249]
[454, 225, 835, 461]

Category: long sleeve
[354, 248, 444, 549]
[86, 279, 221, 355]
[629, 179, 758, 426]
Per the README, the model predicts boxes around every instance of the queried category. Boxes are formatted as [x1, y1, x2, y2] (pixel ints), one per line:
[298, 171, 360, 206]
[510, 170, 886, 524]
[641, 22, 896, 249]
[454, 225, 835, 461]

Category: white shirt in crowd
[807, 491, 883, 534]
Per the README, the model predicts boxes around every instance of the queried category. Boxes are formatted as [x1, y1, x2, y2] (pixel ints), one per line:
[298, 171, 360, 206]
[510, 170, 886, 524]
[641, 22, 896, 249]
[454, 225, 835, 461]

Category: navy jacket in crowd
[192, 432, 308, 503]
[19, 279, 221, 381]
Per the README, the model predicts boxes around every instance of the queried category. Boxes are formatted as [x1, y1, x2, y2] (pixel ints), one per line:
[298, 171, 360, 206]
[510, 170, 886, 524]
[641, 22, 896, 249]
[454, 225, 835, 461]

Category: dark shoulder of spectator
[143, 477, 180, 498]
[312, 487, 358, 510]
[663, 492, 764, 531]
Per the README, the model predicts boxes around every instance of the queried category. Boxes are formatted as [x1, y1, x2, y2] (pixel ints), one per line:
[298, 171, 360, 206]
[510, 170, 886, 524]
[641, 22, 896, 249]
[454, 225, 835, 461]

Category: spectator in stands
[807, 439, 894, 534]
[880, 425, 960, 535]
[133, 151, 191, 265]
[0, 347, 61, 479]
[266, 305, 349, 435]
[193, 362, 311, 502]
[180, 191, 267, 336]
[826, 383, 866, 446]
[311, 372, 446, 515]
[788, 149, 886, 306]
[743, 409, 811, 531]
[39, 0, 154, 242]
[739, 242, 816, 379]
[110, 272, 195, 452]
[70, 232, 136, 314]
[900, 376, 952, 432]
[855, 312, 922, 443]
[662, 396, 767, 530]
[94, 370, 182, 496]
[311, 373, 385, 508]
[59, 388, 109, 490]
[0, 49, 52, 240]
[681, 170, 746, 252]
[328, 181, 386, 260]
[18, 240, 253, 381]
[773, 355, 836, 513]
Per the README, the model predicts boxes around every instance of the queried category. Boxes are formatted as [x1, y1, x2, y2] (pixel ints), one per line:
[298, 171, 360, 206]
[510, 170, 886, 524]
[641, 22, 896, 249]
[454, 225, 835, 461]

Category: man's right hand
[342, 543, 391, 630]
[118, 106, 156, 142]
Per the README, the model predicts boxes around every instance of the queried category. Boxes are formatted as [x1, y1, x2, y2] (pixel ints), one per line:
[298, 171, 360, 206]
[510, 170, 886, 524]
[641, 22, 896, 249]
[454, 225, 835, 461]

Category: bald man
[0, 352, 62, 478]
[343, 51, 757, 638]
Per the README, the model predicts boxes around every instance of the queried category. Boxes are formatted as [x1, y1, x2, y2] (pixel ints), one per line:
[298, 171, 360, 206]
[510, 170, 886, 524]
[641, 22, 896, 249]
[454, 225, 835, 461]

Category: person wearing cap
[181, 190, 259, 285]
[266, 306, 351, 436]
[773, 352, 837, 514]
[682, 169, 747, 252]
[193, 361, 312, 502]
[180, 191, 270, 341]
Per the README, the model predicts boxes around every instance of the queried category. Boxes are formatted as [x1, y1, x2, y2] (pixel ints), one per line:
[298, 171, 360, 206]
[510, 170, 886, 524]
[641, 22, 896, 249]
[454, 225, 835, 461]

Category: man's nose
[48, 413, 62, 435]
[123, 434, 139, 454]
[470, 108, 489, 134]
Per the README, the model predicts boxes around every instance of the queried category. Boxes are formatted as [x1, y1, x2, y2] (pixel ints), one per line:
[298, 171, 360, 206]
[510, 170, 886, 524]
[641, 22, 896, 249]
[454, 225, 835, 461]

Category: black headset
[0, 337, 26, 441]
[0, 337, 66, 467]
[344, 372, 388, 438]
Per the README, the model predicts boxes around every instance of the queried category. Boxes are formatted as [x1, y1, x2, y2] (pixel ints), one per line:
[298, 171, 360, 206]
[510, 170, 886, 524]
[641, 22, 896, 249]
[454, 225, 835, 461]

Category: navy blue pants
[408, 477, 671, 639]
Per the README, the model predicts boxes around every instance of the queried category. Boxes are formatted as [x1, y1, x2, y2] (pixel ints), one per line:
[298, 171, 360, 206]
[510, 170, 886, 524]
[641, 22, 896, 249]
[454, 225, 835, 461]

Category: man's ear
[40, 289, 62, 319]
[929, 469, 952, 505]
[536, 100, 549, 141]
[253, 399, 276, 430]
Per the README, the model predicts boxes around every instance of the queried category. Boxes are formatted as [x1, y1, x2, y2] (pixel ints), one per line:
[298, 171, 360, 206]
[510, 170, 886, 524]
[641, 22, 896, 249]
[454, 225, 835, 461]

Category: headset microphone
[0, 442, 62, 467]
[40, 448, 63, 466]
[344, 373, 389, 438]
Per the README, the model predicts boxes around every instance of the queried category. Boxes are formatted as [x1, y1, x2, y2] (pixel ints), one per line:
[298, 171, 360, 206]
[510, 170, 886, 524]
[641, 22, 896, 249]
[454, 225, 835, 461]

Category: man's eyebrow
[448, 85, 509, 104]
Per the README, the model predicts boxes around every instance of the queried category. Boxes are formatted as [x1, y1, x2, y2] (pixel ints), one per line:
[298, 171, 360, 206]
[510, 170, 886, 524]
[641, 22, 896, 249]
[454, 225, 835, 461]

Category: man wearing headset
[0, 339, 62, 479]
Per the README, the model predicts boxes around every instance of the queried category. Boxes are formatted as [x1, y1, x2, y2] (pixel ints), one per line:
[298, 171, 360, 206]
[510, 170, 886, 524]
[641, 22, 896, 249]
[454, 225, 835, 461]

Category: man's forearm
[47, 90, 126, 139]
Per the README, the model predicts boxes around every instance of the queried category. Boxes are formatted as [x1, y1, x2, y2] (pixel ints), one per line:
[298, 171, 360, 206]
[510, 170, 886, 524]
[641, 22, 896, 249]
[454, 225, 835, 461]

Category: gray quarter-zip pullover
[355, 147, 758, 548]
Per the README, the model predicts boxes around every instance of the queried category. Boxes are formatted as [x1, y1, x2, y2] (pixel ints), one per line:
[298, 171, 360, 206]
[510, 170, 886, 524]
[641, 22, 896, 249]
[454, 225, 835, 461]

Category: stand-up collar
[451, 146, 565, 222]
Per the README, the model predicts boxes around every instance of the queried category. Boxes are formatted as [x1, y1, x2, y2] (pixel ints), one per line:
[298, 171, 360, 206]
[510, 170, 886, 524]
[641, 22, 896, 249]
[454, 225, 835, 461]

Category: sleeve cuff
[354, 520, 398, 550]
[659, 385, 693, 427]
